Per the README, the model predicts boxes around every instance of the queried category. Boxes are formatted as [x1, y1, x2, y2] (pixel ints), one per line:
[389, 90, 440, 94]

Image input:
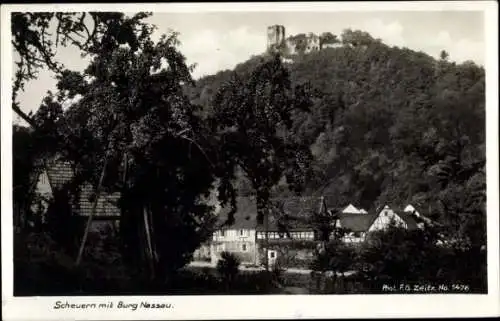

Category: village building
[321, 42, 343, 49]
[33, 159, 431, 269]
[195, 196, 327, 267]
[194, 196, 429, 268]
[336, 204, 423, 243]
[207, 196, 259, 265]
[259, 196, 327, 268]
[31, 157, 120, 232]
[342, 204, 364, 214]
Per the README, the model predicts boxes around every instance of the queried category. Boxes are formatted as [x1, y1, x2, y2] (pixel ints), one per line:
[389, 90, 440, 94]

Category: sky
[14, 11, 485, 124]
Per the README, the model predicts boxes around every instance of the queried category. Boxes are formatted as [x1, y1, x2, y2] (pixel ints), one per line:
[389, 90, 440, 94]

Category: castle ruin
[267, 25, 286, 52]
[266, 25, 341, 56]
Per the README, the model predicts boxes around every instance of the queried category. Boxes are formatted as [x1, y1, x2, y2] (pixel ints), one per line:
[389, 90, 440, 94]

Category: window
[239, 229, 249, 237]
[270, 251, 275, 258]
[220, 230, 225, 237]
[242, 244, 247, 252]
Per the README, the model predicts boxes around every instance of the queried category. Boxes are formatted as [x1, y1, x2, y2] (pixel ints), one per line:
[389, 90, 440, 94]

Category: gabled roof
[216, 196, 258, 229]
[338, 213, 377, 232]
[217, 196, 325, 232]
[394, 211, 420, 230]
[275, 196, 326, 218]
[77, 184, 120, 217]
[261, 196, 325, 232]
[342, 204, 361, 214]
[45, 160, 73, 191]
[42, 159, 120, 217]
[404, 204, 417, 213]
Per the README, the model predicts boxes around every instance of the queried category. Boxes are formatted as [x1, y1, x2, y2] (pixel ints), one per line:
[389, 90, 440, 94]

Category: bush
[216, 251, 241, 285]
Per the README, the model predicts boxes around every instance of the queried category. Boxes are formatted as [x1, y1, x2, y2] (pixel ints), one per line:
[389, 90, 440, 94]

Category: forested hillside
[189, 37, 486, 248]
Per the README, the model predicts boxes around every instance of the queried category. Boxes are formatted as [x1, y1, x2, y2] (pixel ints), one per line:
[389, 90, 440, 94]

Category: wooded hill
[188, 37, 486, 248]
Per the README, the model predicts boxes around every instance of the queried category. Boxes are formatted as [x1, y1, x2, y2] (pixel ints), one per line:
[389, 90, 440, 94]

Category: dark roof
[217, 196, 325, 231]
[261, 196, 325, 232]
[277, 196, 326, 218]
[77, 184, 120, 217]
[337, 208, 422, 232]
[394, 211, 420, 230]
[338, 213, 377, 232]
[44, 159, 120, 217]
[45, 160, 74, 190]
[216, 196, 258, 229]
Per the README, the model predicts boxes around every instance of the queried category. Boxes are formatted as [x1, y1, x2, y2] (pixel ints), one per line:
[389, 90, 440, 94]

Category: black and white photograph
[1, 2, 499, 320]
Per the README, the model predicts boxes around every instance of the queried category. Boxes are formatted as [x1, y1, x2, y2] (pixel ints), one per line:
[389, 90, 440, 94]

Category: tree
[12, 125, 40, 230]
[216, 251, 241, 289]
[184, 29, 486, 292]
[31, 19, 232, 283]
[439, 49, 449, 61]
[11, 12, 152, 126]
[340, 29, 380, 47]
[310, 236, 356, 293]
[211, 54, 313, 270]
[11, 12, 156, 244]
[319, 32, 339, 46]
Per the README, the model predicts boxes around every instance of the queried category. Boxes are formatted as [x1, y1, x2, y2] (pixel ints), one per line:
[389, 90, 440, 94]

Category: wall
[305, 33, 320, 53]
[256, 230, 315, 241]
[267, 25, 285, 52]
[368, 208, 407, 232]
[210, 228, 258, 265]
[342, 232, 367, 243]
[193, 244, 211, 261]
[321, 43, 342, 49]
[257, 240, 317, 269]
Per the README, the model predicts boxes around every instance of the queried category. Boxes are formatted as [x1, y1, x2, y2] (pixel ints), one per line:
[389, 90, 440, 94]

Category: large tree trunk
[143, 205, 156, 280]
[256, 191, 271, 272]
[264, 206, 270, 271]
[12, 105, 36, 128]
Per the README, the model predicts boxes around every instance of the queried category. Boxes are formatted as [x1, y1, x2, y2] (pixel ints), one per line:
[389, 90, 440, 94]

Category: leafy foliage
[216, 251, 241, 284]
[13, 16, 486, 293]
[357, 223, 486, 291]
[211, 54, 314, 227]
[191, 32, 486, 290]
[192, 32, 485, 247]
[11, 12, 153, 127]
[17, 13, 232, 282]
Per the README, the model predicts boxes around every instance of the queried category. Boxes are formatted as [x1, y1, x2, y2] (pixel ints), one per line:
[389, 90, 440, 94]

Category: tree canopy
[190, 30, 486, 253]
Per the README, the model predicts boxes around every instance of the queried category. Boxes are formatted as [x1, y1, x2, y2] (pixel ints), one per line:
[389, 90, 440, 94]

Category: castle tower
[267, 25, 285, 53]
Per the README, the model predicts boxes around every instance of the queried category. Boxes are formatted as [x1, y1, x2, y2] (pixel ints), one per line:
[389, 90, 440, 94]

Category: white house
[368, 205, 421, 232]
[194, 196, 328, 267]
[404, 204, 420, 217]
[199, 196, 259, 265]
[335, 205, 422, 243]
[342, 204, 362, 214]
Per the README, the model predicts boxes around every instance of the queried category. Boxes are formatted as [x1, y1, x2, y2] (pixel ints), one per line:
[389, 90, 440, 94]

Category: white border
[1, 2, 499, 320]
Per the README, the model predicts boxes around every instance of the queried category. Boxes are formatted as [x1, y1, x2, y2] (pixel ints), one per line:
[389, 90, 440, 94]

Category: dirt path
[188, 261, 356, 276]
